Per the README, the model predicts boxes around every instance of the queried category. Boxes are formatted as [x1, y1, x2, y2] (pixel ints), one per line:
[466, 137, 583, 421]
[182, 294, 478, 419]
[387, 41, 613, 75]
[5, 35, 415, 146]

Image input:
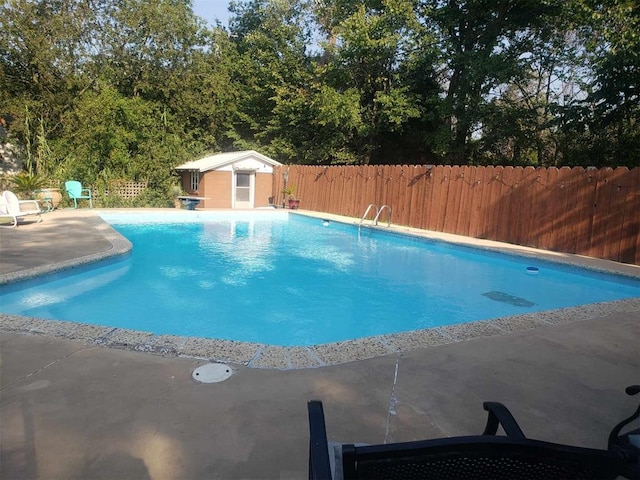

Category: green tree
[313, 0, 426, 164]
[1, 0, 235, 191]
[421, 0, 563, 164]
[0, 0, 98, 175]
[224, 0, 315, 157]
[476, 22, 586, 166]
[3, 0, 636, 188]
[557, 0, 640, 167]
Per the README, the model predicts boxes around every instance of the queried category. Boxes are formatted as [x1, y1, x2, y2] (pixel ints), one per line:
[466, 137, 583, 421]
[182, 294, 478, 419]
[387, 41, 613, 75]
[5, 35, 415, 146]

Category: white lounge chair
[0, 190, 43, 227]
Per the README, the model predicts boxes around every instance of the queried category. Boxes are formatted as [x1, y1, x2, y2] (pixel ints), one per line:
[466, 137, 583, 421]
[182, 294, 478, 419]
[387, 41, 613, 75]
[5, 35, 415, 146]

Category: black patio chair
[308, 387, 640, 480]
[608, 385, 640, 480]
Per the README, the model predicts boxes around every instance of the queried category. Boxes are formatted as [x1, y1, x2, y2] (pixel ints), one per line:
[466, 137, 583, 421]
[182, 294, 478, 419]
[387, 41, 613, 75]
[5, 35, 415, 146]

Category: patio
[1, 209, 638, 479]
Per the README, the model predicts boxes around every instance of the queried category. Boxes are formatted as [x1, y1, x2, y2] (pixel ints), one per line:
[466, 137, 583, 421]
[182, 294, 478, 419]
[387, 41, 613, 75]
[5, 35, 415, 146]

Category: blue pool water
[1, 212, 638, 346]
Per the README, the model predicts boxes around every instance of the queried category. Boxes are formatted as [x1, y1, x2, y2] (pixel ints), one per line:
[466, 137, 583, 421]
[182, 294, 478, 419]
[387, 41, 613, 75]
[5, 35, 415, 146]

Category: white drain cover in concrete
[192, 363, 233, 383]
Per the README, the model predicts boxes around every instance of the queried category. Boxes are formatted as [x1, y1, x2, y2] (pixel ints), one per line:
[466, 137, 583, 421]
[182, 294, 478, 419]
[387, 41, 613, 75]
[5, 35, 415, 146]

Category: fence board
[573, 169, 595, 254]
[404, 166, 425, 228]
[401, 165, 411, 225]
[555, 167, 572, 251]
[508, 166, 522, 243]
[540, 168, 559, 250]
[471, 166, 491, 239]
[524, 168, 543, 248]
[556, 167, 578, 253]
[513, 167, 533, 246]
[378, 165, 401, 223]
[456, 165, 469, 235]
[486, 166, 504, 240]
[435, 166, 451, 232]
[345, 168, 355, 216]
[474, 166, 491, 239]
[368, 169, 376, 210]
[509, 167, 524, 244]
[601, 168, 629, 261]
[495, 166, 514, 243]
[444, 166, 462, 234]
[352, 167, 360, 215]
[378, 166, 389, 205]
[564, 167, 582, 254]
[619, 168, 640, 264]
[421, 168, 435, 230]
[414, 167, 435, 229]
[589, 168, 614, 258]
[328, 169, 338, 213]
[365, 167, 376, 216]
[461, 167, 472, 235]
[390, 166, 403, 224]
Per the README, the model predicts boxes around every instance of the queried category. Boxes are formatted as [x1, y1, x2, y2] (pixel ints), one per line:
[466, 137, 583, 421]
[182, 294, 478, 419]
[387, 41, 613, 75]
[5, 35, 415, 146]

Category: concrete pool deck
[1, 208, 639, 479]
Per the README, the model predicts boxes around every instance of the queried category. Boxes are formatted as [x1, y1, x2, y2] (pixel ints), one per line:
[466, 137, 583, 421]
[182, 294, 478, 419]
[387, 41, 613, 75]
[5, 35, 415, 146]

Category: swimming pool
[1, 211, 638, 347]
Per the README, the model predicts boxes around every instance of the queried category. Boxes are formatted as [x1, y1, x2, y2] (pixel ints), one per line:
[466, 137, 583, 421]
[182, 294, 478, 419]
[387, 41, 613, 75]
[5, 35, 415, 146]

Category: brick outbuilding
[175, 150, 282, 208]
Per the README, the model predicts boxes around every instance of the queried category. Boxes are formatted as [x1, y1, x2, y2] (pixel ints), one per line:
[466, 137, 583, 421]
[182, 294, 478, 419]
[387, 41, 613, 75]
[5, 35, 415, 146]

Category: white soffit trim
[174, 150, 283, 172]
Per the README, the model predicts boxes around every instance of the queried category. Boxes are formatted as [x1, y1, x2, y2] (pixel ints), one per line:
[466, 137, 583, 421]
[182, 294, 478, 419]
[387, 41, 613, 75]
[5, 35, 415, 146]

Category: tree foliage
[1, 0, 637, 198]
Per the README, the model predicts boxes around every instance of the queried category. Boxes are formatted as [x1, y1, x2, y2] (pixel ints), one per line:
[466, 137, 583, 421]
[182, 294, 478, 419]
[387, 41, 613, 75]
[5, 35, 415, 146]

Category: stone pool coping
[1, 209, 639, 370]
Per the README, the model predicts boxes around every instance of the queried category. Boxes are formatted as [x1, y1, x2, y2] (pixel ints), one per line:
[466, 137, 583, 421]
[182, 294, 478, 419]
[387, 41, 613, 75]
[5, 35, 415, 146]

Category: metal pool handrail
[373, 204, 392, 227]
[359, 204, 379, 231]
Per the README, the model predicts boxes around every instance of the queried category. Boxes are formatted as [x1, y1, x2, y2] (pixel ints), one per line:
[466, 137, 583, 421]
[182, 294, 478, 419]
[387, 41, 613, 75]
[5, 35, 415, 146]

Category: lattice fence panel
[101, 182, 148, 198]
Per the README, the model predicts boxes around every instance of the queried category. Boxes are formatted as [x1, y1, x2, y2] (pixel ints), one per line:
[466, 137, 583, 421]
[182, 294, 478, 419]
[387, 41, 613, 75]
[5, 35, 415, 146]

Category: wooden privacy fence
[273, 165, 640, 265]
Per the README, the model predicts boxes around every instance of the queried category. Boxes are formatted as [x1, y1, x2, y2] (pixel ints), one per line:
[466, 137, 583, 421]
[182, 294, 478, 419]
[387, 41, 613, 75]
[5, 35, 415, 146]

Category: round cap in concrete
[192, 363, 233, 383]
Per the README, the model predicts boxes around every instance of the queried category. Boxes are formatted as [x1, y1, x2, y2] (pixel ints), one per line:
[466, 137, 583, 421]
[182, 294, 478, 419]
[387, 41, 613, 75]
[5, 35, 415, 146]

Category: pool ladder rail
[358, 204, 392, 231]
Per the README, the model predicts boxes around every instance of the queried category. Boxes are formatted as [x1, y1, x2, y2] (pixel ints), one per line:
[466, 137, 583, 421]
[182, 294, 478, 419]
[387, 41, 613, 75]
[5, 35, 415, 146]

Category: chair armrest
[17, 199, 39, 206]
[308, 401, 333, 480]
[17, 199, 41, 212]
[608, 385, 640, 450]
[482, 402, 526, 439]
[81, 188, 92, 195]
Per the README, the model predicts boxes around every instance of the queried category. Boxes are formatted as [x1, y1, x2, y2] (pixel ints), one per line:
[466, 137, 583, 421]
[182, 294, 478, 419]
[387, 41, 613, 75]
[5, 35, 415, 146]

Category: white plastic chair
[0, 190, 43, 227]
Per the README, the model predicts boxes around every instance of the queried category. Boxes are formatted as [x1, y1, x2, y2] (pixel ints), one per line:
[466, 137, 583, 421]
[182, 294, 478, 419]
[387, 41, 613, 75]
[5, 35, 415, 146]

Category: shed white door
[234, 171, 253, 208]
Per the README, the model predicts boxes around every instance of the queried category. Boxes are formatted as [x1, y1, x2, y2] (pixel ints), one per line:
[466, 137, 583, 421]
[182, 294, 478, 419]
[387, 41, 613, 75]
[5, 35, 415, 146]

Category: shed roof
[174, 150, 282, 172]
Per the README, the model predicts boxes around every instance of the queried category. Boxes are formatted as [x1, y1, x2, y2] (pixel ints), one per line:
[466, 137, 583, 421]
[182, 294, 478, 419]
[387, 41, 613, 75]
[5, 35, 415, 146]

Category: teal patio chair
[65, 180, 93, 208]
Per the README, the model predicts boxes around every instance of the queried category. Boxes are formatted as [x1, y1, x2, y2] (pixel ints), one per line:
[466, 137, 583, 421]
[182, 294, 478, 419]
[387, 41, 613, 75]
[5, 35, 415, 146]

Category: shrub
[9, 172, 48, 198]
